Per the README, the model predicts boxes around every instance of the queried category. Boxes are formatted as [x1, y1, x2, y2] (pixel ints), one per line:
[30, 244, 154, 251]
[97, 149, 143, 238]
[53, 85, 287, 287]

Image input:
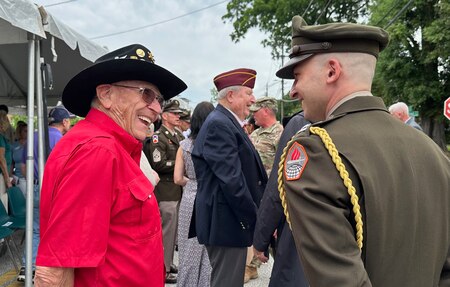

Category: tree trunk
[421, 117, 446, 150]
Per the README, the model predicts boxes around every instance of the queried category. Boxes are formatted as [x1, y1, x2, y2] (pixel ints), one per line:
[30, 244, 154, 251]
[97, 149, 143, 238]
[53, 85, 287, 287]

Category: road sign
[445, 97, 450, 120]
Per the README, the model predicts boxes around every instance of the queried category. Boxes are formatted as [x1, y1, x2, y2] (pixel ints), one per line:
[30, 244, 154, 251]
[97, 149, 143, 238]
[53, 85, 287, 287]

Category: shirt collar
[223, 106, 246, 127]
[326, 91, 372, 120]
[85, 108, 142, 163]
[48, 126, 62, 135]
[257, 121, 280, 133]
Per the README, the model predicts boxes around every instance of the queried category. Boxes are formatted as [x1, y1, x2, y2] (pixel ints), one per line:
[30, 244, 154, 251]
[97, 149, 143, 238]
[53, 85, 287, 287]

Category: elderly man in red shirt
[34, 44, 187, 287]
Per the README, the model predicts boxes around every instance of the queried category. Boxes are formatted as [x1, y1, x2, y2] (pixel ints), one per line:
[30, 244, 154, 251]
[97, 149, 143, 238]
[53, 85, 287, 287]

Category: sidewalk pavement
[0, 230, 23, 287]
[1, 231, 273, 287]
[165, 250, 273, 287]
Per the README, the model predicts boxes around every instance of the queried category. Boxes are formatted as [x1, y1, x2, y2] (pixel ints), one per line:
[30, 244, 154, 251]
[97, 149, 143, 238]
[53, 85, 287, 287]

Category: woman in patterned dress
[174, 102, 214, 287]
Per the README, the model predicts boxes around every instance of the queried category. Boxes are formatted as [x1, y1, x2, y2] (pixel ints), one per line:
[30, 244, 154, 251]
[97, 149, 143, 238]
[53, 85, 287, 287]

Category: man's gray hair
[217, 86, 241, 100]
[266, 106, 278, 115]
[388, 102, 408, 114]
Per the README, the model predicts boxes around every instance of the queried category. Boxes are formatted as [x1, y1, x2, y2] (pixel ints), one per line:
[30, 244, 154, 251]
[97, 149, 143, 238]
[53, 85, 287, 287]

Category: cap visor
[276, 54, 313, 79]
[164, 109, 183, 113]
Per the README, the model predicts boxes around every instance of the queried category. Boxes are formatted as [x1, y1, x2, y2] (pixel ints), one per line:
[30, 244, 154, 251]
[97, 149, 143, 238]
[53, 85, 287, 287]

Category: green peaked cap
[276, 16, 389, 79]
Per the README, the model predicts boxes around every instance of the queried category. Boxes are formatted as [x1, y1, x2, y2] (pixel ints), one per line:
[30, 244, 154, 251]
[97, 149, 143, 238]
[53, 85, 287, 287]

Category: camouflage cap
[250, 97, 278, 112]
[163, 99, 183, 113]
[276, 16, 389, 79]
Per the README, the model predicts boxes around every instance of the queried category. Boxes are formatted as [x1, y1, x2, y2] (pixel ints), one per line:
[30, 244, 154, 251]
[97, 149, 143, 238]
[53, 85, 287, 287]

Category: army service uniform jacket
[191, 104, 268, 247]
[282, 95, 450, 286]
[144, 125, 184, 202]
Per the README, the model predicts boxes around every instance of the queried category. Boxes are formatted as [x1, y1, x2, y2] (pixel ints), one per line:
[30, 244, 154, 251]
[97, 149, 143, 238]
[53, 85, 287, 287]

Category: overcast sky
[34, 0, 293, 109]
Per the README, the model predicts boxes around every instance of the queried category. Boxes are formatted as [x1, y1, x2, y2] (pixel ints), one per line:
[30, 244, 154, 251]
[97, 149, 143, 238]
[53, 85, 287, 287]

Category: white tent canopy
[0, 1, 108, 285]
[0, 0, 45, 40]
[0, 0, 108, 107]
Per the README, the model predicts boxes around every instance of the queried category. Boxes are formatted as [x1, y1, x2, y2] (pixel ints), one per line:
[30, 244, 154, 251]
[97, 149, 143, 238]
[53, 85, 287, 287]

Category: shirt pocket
[115, 175, 161, 242]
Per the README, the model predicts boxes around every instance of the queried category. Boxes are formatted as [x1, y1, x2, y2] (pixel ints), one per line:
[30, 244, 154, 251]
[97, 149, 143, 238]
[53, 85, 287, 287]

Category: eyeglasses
[111, 84, 164, 106]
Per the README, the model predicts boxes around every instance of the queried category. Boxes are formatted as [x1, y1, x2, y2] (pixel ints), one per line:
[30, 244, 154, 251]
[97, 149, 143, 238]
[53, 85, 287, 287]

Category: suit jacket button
[258, 181, 261, 185]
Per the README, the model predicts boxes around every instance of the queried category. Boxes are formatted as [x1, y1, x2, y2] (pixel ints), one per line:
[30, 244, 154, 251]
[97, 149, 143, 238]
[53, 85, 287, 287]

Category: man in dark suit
[191, 68, 268, 287]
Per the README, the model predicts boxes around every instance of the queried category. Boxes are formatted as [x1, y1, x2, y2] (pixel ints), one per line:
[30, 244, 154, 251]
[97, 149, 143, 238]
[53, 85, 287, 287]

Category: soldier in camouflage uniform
[144, 99, 184, 284]
[245, 97, 284, 283]
[250, 97, 284, 175]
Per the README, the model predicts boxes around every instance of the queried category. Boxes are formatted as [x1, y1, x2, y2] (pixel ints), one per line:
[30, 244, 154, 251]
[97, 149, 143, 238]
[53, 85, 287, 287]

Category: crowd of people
[0, 14, 449, 287]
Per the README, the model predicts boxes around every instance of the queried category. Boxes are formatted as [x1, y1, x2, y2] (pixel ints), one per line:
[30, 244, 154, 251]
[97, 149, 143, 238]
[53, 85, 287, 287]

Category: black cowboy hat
[62, 44, 187, 117]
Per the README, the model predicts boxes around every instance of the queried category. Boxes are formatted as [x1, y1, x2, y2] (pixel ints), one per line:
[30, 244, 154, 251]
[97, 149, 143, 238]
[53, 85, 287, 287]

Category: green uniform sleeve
[144, 136, 174, 174]
[283, 134, 371, 286]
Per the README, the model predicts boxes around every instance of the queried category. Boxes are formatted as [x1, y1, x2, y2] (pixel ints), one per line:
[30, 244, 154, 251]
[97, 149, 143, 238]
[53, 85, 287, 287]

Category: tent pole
[36, 40, 45, 199]
[25, 38, 46, 287]
[25, 36, 36, 287]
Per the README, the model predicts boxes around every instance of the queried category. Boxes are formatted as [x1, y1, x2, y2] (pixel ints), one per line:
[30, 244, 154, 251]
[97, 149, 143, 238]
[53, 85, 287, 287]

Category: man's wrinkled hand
[253, 247, 268, 263]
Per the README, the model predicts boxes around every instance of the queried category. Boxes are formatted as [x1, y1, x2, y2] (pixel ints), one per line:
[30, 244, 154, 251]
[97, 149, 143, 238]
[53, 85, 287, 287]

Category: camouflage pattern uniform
[250, 122, 284, 176]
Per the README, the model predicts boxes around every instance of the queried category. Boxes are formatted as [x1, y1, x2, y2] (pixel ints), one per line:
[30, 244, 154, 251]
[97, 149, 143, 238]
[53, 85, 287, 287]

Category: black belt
[16, 178, 38, 185]
[15, 178, 38, 185]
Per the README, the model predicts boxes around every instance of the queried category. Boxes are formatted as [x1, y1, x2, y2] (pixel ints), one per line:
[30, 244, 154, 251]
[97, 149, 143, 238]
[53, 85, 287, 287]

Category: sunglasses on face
[111, 84, 164, 107]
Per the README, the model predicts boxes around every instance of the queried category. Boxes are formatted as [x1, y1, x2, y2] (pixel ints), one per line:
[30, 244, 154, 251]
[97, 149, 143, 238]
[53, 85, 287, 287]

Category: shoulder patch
[152, 149, 161, 162]
[152, 135, 158, 143]
[284, 142, 309, 181]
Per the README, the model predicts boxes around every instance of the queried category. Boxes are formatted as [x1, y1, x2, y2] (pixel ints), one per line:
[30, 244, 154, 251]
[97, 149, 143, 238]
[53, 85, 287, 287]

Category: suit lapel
[216, 104, 267, 178]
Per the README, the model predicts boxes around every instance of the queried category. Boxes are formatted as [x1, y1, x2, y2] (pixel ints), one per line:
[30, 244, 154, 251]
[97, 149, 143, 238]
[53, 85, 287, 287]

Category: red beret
[213, 68, 257, 91]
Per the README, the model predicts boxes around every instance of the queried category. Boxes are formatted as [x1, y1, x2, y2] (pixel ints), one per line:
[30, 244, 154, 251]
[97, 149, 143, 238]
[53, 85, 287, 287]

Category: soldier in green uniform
[144, 99, 184, 284]
[277, 16, 450, 286]
[177, 109, 191, 138]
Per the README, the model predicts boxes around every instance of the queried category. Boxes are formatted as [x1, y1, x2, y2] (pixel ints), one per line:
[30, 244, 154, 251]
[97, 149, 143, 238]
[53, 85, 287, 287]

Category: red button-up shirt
[37, 108, 164, 286]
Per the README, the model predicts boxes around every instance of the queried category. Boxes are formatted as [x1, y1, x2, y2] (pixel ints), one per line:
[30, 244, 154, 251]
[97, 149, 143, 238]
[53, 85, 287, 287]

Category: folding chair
[0, 200, 25, 272]
[7, 186, 27, 244]
[7, 186, 26, 219]
[0, 201, 25, 229]
[0, 226, 21, 272]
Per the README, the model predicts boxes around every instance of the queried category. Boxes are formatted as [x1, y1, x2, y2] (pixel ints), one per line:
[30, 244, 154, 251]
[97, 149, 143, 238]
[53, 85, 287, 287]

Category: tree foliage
[210, 87, 219, 104]
[9, 115, 82, 130]
[371, 0, 449, 148]
[223, 0, 449, 148]
[223, 0, 371, 59]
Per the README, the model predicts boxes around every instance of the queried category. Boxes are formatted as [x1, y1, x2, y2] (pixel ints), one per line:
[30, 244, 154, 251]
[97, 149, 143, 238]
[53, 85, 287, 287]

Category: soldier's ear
[326, 58, 342, 84]
[161, 112, 169, 121]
